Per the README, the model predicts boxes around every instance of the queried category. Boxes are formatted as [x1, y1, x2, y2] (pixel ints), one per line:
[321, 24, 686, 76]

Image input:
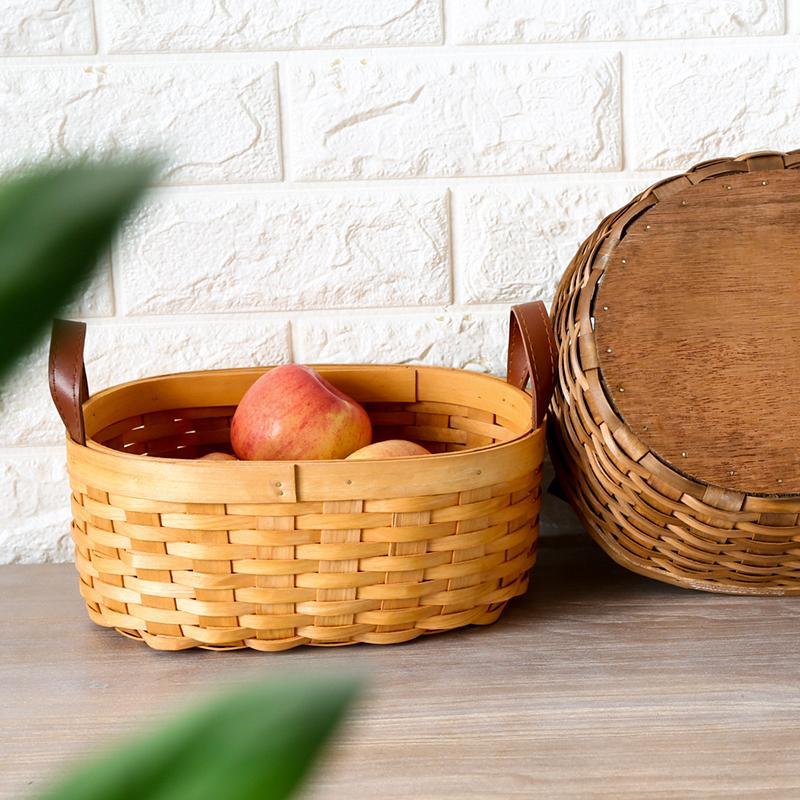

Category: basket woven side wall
[549, 150, 800, 596]
[66, 369, 545, 651]
[50, 302, 555, 651]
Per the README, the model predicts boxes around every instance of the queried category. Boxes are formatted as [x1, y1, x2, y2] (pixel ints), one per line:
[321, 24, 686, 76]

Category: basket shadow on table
[503, 521, 683, 626]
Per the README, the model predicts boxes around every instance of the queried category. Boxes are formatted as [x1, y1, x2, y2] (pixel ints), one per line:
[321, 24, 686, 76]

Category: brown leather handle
[507, 301, 557, 430]
[49, 319, 89, 445]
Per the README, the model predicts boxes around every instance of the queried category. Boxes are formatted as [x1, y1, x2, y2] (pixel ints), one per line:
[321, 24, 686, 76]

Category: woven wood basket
[549, 150, 800, 596]
[49, 302, 556, 651]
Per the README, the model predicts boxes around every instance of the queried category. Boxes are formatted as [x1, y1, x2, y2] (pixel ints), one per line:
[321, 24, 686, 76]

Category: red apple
[346, 439, 430, 460]
[231, 365, 372, 460]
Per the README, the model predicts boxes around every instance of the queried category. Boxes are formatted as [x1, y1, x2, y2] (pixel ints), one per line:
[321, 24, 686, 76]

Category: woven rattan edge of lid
[553, 479, 800, 595]
[565, 149, 800, 506]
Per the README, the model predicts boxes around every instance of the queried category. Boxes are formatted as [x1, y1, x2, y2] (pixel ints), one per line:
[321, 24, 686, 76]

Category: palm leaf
[0, 159, 155, 380]
[38, 674, 360, 800]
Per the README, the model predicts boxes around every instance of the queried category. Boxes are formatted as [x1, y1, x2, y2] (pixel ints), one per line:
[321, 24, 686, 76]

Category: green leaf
[38, 674, 360, 800]
[0, 158, 155, 381]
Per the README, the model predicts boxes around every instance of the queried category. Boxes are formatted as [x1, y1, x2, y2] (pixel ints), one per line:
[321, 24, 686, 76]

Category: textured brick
[0, 449, 72, 564]
[106, 0, 441, 52]
[0, 63, 281, 183]
[630, 49, 800, 170]
[0, 0, 95, 55]
[457, 181, 645, 304]
[117, 191, 450, 315]
[454, 0, 783, 43]
[85, 318, 290, 384]
[295, 311, 508, 376]
[63, 262, 115, 318]
[0, 319, 289, 448]
[289, 55, 621, 179]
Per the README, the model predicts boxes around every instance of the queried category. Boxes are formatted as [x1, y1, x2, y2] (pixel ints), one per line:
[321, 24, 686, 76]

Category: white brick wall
[288, 55, 621, 178]
[117, 191, 451, 313]
[0, 0, 796, 562]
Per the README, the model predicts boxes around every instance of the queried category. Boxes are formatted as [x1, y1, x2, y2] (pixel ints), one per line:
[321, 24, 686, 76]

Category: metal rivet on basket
[476, 469, 482, 475]
[618, 386, 625, 393]
[606, 347, 612, 353]
[681, 451, 687, 458]
[345, 479, 352, 485]
[274, 481, 282, 487]
[602, 305, 609, 311]
[621, 258, 627, 265]
[778, 479, 783, 484]
[729, 470, 736, 476]
[642, 425, 648, 431]
[762, 180, 768, 186]
[645, 224, 651, 230]
[681, 199, 688, 206]
[277, 490, 284, 496]
[725, 184, 732, 190]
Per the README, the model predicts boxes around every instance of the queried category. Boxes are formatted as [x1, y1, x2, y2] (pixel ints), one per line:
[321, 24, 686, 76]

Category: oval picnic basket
[50, 302, 556, 651]
[549, 150, 800, 596]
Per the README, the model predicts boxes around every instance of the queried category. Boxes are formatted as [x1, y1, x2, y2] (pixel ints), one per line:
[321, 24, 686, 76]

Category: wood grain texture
[2, 536, 799, 800]
[596, 170, 800, 495]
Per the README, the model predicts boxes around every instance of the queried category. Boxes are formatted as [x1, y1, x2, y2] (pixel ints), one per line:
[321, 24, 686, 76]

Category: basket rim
[67, 362, 546, 504]
[80, 362, 537, 464]
[67, 427, 545, 504]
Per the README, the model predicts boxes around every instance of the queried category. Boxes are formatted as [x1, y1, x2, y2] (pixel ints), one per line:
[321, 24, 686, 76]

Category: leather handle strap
[507, 301, 557, 430]
[47, 309, 556, 443]
[49, 319, 89, 445]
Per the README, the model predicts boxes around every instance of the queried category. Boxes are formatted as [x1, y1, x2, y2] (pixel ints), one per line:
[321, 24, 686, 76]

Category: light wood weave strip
[67, 364, 544, 650]
[549, 150, 800, 595]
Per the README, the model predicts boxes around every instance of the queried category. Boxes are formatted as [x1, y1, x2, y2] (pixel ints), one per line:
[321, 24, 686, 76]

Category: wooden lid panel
[595, 170, 800, 495]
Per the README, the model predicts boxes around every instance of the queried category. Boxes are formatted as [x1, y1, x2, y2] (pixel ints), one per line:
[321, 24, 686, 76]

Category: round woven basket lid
[594, 167, 800, 496]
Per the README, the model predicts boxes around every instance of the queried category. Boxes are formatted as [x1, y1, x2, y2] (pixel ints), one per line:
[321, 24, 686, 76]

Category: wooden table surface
[2, 533, 799, 799]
